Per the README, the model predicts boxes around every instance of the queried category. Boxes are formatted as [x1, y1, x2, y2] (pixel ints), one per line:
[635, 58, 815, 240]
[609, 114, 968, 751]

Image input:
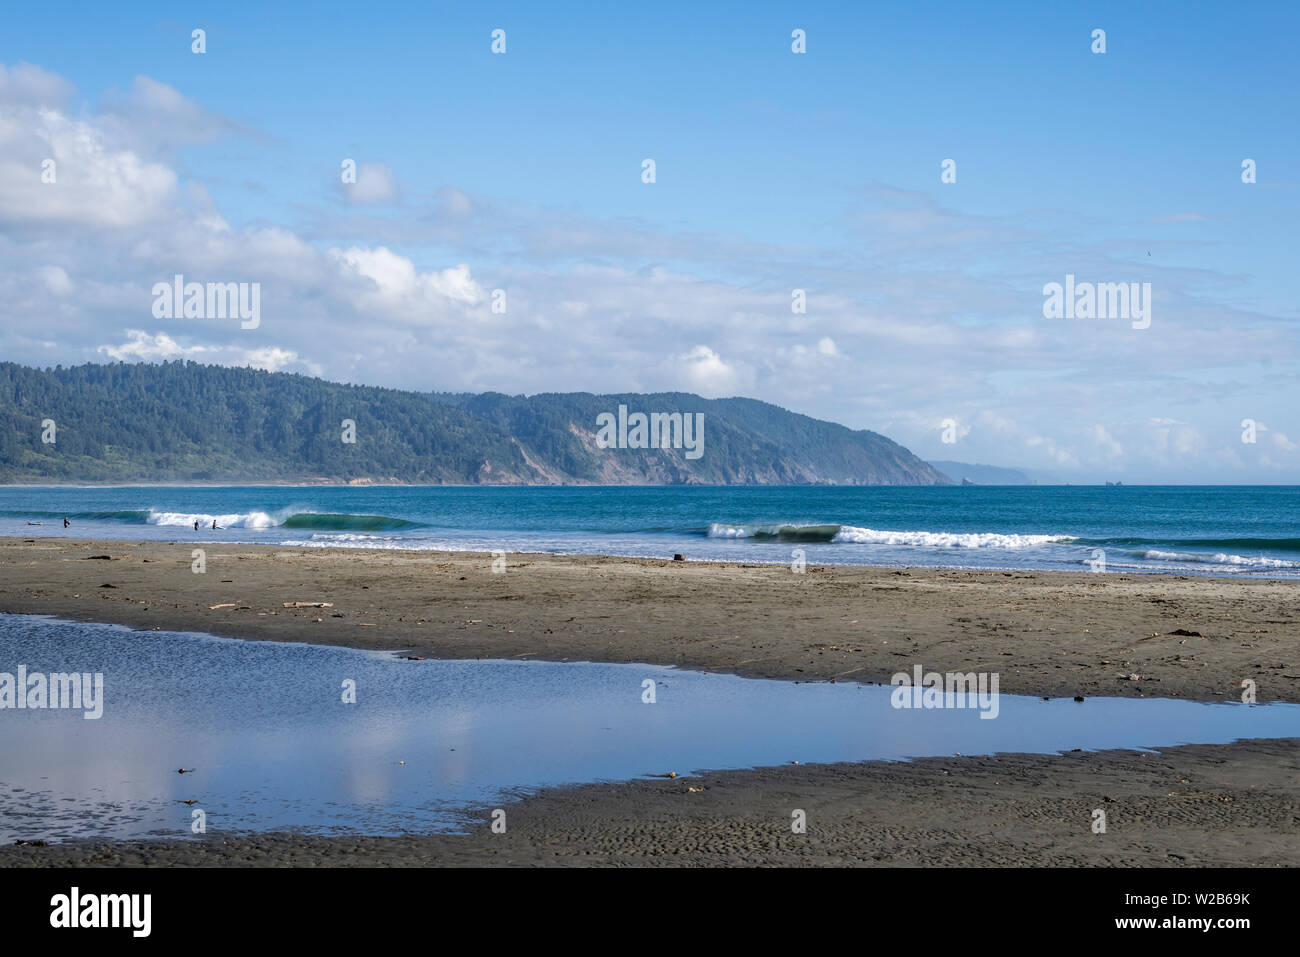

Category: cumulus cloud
[98, 330, 205, 361]
[677, 345, 747, 397]
[0, 104, 178, 228]
[329, 246, 482, 315]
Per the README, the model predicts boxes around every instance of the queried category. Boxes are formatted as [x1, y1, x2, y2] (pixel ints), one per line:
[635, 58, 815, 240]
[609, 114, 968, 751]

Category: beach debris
[685, 786, 705, 793]
[1169, 628, 1203, 637]
[178, 800, 198, 806]
[404, 655, 428, 661]
[673, 554, 685, 561]
[83, 555, 112, 560]
[13, 839, 47, 847]
[396, 761, 406, 766]
[177, 768, 196, 774]
[209, 603, 238, 610]
[283, 601, 334, 608]
[99, 583, 116, 588]
[1073, 695, 1085, 702]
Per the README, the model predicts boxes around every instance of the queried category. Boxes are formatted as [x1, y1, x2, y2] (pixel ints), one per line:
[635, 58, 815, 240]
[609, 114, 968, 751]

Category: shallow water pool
[0, 614, 1295, 842]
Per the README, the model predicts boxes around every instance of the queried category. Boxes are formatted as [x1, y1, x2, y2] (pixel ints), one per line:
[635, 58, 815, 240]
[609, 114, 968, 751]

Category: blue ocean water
[1, 484, 1298, 578]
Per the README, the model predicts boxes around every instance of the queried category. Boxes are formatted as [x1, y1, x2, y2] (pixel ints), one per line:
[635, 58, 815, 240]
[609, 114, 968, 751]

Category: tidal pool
[1, 614, 1296, 842]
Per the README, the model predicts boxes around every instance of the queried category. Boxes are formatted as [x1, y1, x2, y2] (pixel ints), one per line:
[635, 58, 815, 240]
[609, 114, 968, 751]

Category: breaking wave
[1142, 549, 1300, 569]
[144, 510, 423, 531]
[705, 523, 1075, 548]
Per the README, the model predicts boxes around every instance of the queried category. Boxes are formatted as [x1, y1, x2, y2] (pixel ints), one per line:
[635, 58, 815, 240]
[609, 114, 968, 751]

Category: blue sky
[2, 1, 1297, 481]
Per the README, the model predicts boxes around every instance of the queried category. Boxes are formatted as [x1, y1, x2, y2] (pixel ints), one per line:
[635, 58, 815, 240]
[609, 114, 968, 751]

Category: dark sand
[5, 740, 1297, 868]
[2, 538, 1297, 702]
[1, 537, 1297, 867]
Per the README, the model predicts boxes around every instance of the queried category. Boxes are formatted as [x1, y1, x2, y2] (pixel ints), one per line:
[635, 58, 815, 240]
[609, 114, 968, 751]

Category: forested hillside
[0, 362, 949, 486]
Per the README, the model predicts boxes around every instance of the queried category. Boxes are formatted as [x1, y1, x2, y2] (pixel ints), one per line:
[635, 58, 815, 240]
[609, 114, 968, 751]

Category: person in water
[211, 519, 221, 530]
[63, 516, 70, 528]
[194, 520, 200, 531]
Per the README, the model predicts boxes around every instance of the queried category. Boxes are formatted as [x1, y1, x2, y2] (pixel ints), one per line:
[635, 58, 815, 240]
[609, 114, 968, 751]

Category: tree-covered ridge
[0, 362, 950, 485]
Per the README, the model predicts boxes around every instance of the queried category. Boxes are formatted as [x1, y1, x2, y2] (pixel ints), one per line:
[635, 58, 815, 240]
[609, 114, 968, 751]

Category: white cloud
[0, 106, 178, 228]
[343, 161, 398, 205]
[677, 345, 746, 397]
[98, 330, 205, 361]
[0, 62, 73, 107]
[329, 246, 482, 316]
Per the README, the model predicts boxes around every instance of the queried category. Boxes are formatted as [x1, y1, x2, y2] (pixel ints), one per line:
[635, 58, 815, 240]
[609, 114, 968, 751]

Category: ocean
[1, 484, 1298, 579]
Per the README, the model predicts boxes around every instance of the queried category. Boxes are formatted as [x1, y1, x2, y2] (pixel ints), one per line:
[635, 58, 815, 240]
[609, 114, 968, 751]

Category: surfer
[212, 519, 221, 530]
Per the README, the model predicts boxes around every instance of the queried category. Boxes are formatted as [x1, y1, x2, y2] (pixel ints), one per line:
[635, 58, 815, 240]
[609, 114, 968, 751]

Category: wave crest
[144, 510, 423, 531]
[1142, 549, 1300, 569]
[706, 522, 1074, 548]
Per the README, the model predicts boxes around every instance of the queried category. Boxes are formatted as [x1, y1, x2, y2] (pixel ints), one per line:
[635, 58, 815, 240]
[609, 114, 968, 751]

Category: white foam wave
[148, 510, 278, 529]
[705, 522, 1073, 548]
[1142, 549, 1300, 569]
[708, 524, 756, 539]
[832, 526, 1073, 548]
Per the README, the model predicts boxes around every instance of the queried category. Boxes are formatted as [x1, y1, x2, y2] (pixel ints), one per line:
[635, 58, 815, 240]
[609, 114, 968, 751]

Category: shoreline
[1, 536, 1297, 703]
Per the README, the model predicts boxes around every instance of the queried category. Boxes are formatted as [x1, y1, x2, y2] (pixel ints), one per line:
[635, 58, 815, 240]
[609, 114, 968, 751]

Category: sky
[1, 0, 1297, 482]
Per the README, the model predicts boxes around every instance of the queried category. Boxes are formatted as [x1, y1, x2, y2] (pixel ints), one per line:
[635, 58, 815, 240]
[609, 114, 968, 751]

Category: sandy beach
[1, 536, 1297, 867]
[1, 537, 1296, 702]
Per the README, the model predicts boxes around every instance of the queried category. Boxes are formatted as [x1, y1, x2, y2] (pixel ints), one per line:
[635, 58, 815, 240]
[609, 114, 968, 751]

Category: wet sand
[1, 537, 1297, 867]
[4, 740, 1297, 867]
[1, 537, 1296, 702]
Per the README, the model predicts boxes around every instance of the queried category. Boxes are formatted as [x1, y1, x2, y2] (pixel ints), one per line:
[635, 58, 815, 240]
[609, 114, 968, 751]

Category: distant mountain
[0, 361, 951, 486]
[928, 460, 1035, 485]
